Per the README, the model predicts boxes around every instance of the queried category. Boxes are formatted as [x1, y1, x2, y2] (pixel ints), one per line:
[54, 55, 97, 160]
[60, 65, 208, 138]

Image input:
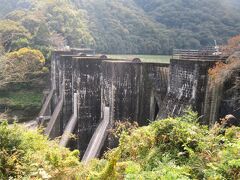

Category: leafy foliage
[0, 121, 81, 179]
[208, 51, 240, 85]
[0, 0, 93, 59]
[0, 48, 45, 87]
[223, 34, 240, 55]
[1, 111, 240, 179]
[73, 0, 240, 54]
[77, 0, 170, 54]
[79, 111, 240, 179]
[1, 0, 240, 54]
[134, 0, 240, 49]
[46, 2, 95, 48]
[0, 20, 30, 52]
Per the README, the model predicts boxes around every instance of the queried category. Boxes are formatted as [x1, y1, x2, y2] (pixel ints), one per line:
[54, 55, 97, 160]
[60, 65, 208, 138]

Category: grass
[0, 90, 43, 122]
[108, 54, 171, 63]
[0, 90, 43, 109]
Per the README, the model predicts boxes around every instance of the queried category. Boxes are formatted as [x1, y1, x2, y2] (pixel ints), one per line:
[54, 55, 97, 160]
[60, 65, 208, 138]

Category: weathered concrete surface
[59, 55, 74, 134]
[44, 50, 72, 138]
[101, 61, 169, 150]
[46, 54, 76, 138]
[21, 51, 69, 124]
[145, 63, 169, 121]
[159, 58, 223, 120]
[50, 50, 93, 109]
[102, 61, 141, 125]
[47, 52, 96, 139]
[101, 61, 169, 125]
[59, 93, 78, 147]
[45, 91, 63, 138]
[43, 48, 240, 159]
[51, 51, 72, 110]
[72, 57, 108, 155]
[38, 88, 54, 118]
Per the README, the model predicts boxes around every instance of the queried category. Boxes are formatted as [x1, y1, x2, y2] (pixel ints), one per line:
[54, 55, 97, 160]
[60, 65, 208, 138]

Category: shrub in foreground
[0, 121, 81, 179]
[1, 111, 240, 179]
[82, 111, 240, 179]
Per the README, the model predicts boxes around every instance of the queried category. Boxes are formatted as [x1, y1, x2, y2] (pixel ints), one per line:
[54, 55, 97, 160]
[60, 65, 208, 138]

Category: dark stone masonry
[101, 60, 169, 126]
[159, 58, 223, 120]
[40, 49, 239, 159]
[72, 57, 104, 154]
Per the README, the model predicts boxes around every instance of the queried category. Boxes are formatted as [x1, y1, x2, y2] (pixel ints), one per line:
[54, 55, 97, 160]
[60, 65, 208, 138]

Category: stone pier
[159, 58, 225, 122]
[101, 61, 169, 126]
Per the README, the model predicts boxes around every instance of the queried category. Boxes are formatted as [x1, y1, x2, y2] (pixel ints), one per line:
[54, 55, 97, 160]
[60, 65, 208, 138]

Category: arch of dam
[38, 48, 238, 162]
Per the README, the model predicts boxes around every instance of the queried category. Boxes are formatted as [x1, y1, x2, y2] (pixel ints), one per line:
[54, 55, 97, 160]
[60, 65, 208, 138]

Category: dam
[38, 48, 238, 162]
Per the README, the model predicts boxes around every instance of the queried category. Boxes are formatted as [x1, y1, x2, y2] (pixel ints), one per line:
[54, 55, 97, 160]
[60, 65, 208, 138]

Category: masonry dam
[38, 48, 239, 162]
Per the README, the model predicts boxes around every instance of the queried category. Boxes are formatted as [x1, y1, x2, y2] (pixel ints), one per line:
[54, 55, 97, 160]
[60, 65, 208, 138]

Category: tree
[0, 48, 45, 87]
[32, 24, 51, 46]
[49, 32, 66, 49]
[221, 34, 240, 55]
[227, 35, 240, 52]
[46, 2, 95, 48]
[0, 20, 30, 52]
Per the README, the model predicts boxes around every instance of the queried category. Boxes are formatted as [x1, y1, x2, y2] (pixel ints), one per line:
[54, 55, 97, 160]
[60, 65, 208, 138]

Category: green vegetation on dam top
[108, 54, 171, 63]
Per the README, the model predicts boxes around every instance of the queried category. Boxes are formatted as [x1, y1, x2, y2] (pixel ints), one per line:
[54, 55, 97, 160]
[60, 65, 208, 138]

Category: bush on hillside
[0, 48, 45, 87]
[81, 111, 240, 179]
[223, 34, 240, 55]
[0, 121, 81, 179]
[1, 111, 240, 179]
[0, 20, 30, 52]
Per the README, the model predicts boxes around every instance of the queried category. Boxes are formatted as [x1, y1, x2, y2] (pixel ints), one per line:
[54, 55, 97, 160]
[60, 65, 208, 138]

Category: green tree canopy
[1, 0, 240, 54]
[0, 20, 30, 52]
[0, 48, 45, 86]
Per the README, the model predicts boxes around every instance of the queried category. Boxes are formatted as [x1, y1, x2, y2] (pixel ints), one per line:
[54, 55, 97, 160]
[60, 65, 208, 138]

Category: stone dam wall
[40, 49, 239, 159]
[159, 58, 223, 120]
[101, 61, 169, 126]
[204, 52, 240, 125]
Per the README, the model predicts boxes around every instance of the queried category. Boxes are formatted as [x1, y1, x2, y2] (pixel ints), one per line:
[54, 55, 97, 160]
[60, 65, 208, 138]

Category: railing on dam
[172, 49, 227, 61]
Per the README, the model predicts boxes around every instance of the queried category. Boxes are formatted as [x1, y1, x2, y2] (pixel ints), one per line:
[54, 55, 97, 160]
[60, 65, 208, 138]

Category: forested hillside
[0, 0, 91, 121]
[75, 0, 170, 54]
[134, 0, 240, 50]
[0, 0, 93, 56]
[0, 0, 240, 54]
